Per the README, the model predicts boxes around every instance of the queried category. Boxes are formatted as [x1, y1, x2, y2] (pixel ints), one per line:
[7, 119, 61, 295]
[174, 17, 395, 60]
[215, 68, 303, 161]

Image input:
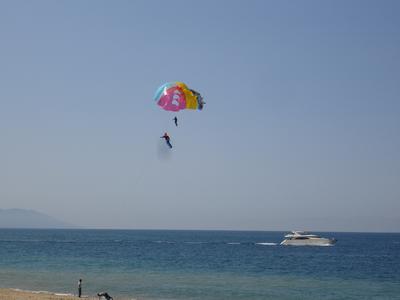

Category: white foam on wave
[227, 242, 241, 245]
[256, 242, 278, 246]
[184, 241, 207, 244]
[153, 240, 175, 244]
[11, 288, 74, 297]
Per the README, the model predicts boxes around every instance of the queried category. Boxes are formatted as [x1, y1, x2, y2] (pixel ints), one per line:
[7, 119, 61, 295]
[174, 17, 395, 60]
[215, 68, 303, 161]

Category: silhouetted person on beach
[161, 132, 172, 148]
[78, 279, 82, 298]
[173, 116, 178, 126]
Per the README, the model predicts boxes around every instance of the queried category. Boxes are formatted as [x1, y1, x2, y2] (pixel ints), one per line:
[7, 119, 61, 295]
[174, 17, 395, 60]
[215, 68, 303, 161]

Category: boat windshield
[284, 233, 321, 239]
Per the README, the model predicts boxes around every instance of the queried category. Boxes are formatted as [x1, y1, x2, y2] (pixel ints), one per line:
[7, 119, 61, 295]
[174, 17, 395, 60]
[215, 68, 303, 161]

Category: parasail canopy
[154, 82, 204, 112]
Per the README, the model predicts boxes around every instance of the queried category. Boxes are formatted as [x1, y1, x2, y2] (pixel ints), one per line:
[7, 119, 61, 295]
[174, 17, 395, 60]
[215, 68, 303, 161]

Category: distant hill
[0, 209, 75, 229]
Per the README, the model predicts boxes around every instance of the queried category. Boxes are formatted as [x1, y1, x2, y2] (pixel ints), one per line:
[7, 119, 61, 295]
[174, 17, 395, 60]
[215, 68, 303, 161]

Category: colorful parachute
[154, 82, 204, 112]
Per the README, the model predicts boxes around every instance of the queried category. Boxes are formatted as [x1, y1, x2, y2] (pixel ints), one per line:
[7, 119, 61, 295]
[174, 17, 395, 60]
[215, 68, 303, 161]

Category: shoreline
[0, 288, 98, 300]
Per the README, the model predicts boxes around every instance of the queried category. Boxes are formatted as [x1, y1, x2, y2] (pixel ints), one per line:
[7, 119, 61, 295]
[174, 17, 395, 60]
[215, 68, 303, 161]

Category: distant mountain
[0, 209, 75, 229]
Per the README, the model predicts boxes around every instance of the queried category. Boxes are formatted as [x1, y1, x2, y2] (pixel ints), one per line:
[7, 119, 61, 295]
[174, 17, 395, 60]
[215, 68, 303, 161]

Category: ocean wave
[184, 241, 207, 244]
[153, 240, 175, 244]
[0, 239, 79, 243]
[12, 288, 74, 297]
[255, 242, 278, 246]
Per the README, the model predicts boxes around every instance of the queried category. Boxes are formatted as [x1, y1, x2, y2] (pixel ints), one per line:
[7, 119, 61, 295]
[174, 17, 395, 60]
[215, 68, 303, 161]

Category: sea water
[0, 229, 399, 299]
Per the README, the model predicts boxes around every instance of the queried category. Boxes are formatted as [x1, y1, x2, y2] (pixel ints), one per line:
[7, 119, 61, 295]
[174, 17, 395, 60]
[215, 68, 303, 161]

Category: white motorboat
[280, 231, 336, 246]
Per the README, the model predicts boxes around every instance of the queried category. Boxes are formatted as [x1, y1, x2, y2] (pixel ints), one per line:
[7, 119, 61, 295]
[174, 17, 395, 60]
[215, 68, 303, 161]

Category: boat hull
[280, 238, 336, 246]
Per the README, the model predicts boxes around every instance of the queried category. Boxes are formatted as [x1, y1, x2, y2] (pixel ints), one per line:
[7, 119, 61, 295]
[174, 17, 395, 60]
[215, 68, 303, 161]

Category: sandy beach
[0, 289, 97, 300]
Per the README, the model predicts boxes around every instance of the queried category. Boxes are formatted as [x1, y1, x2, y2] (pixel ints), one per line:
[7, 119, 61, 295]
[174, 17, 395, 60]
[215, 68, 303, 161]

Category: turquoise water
[0, 229, 399, 299]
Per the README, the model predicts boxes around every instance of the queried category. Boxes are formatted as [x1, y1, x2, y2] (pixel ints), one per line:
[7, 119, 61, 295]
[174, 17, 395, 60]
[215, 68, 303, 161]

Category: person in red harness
[161, 132, 172, 148]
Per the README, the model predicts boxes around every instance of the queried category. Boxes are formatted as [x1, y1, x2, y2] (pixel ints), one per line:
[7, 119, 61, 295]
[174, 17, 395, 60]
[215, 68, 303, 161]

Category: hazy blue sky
[1, 0, 399, 231]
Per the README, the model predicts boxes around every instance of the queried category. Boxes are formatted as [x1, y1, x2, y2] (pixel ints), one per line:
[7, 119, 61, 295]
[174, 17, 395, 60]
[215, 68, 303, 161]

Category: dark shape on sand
[97, 292, 113, 300]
